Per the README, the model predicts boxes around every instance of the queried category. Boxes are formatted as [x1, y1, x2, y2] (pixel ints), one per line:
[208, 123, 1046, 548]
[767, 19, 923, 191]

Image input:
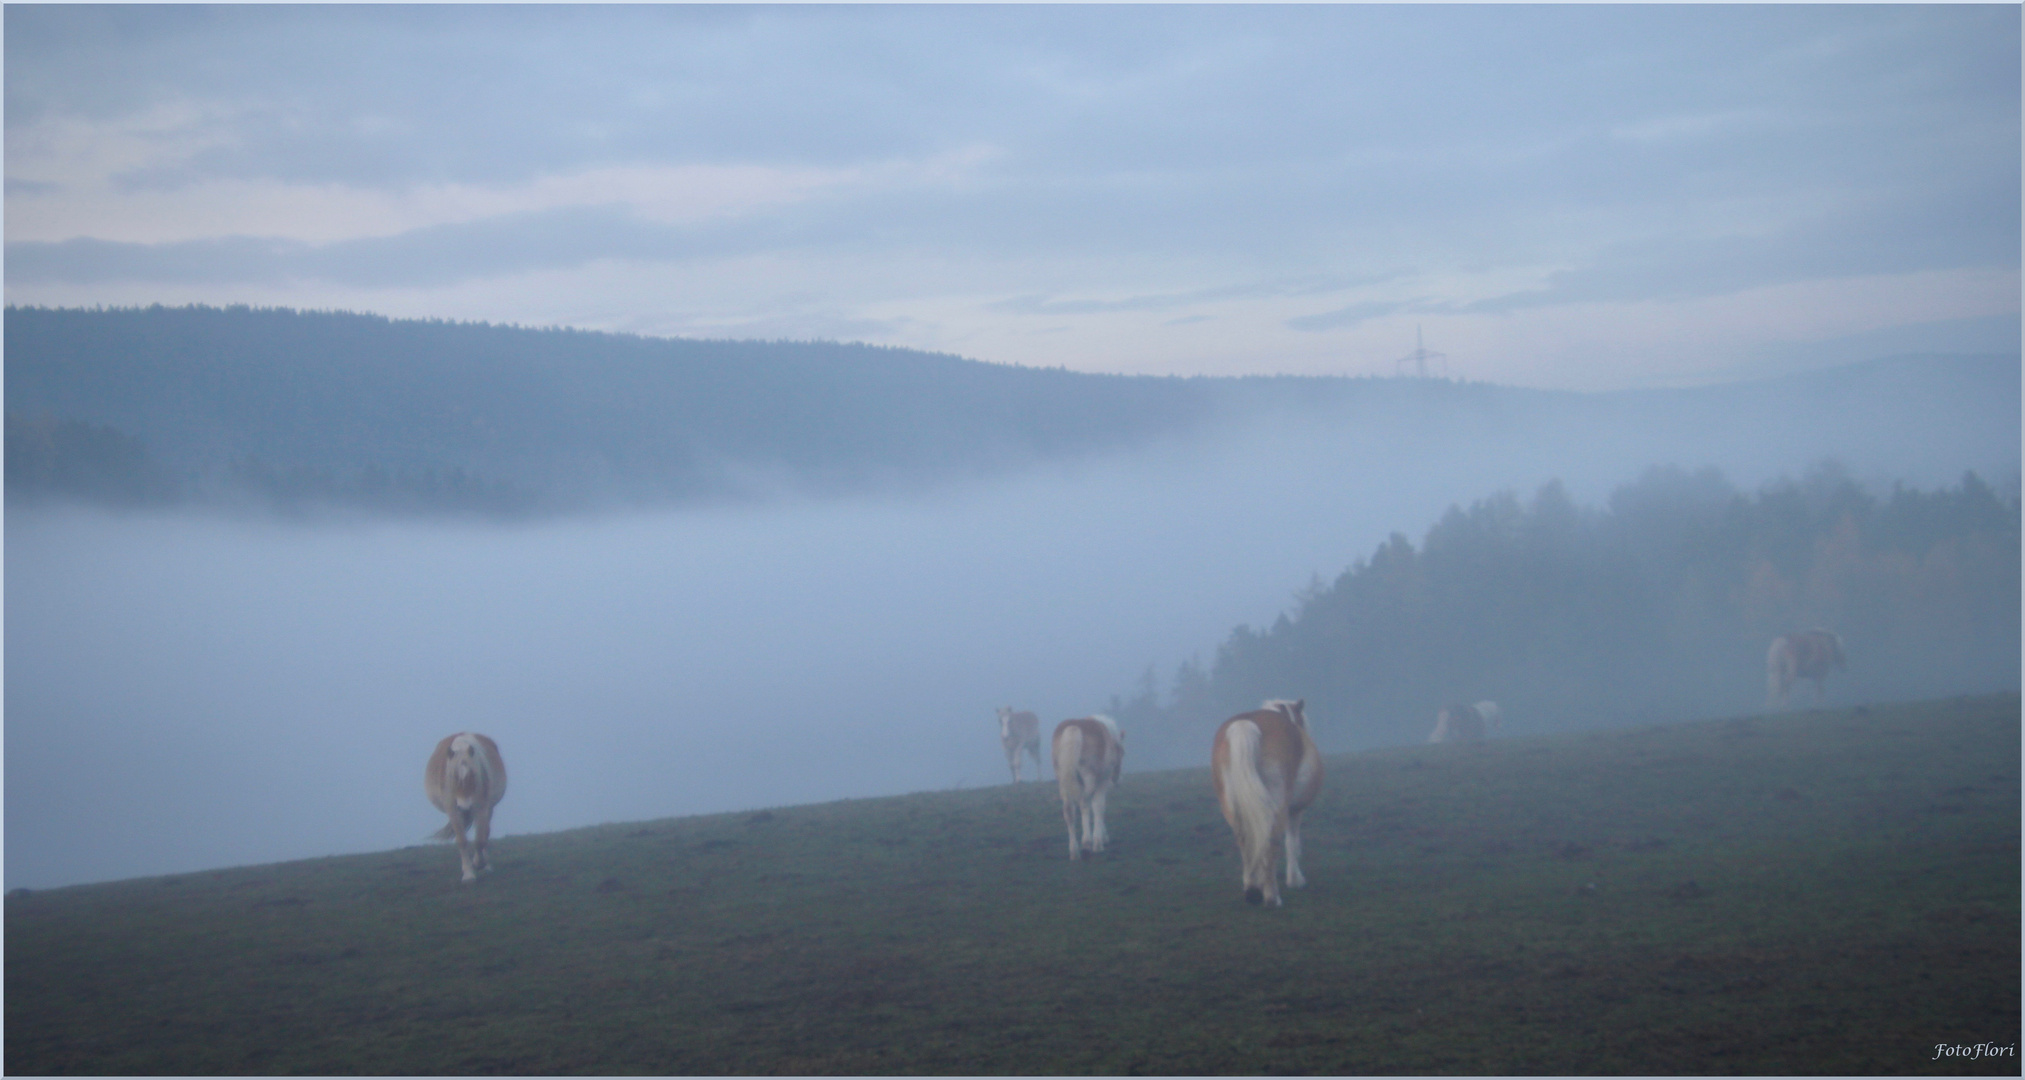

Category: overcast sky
[5, 4, 2018, 389]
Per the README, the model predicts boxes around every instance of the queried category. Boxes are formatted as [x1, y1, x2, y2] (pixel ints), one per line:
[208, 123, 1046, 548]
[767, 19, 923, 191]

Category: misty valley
[3, 306, 2019, 1074]
[8, 7, 2018, 1071]
[5, 306, 2019, 891]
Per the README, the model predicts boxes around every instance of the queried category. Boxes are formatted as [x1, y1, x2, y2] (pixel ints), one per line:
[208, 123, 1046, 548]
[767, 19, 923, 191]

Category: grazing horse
[1053, 715, 1125, 859]
[1429, 700, 1501, 744]
[1212, 699, 1324, 907]
[996, 707, 1043, 783]
[1767, 629, 1846, 709]
[425, 732, 507, 883]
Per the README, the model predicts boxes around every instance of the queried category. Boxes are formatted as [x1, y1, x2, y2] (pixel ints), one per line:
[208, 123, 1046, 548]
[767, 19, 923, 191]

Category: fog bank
[8, 394, 2016, 888]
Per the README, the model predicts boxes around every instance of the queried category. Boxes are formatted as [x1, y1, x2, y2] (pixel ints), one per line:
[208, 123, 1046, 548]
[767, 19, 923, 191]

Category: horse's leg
[1062, 796, 1081, 860]
[453, 810, 477, 883]
[473, 802, 494, 874]
[1285, 809, 1306, 889]
[1088, 784, 1109, 852]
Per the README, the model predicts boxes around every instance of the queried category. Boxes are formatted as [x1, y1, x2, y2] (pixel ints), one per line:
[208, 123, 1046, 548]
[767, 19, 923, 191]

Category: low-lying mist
[7, 395, 2016, 889]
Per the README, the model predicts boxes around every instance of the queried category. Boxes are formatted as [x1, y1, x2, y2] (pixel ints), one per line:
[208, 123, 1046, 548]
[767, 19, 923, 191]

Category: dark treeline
[1114, 464, 2022, 765]
[2, 303, 1244, 514]
[221, 456, 542, 520]
[3, 411, 540, 520]
[4, 412, 180, 508]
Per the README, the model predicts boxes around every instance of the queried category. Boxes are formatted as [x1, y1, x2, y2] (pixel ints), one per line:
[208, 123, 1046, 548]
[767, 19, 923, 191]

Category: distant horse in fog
[1429, 701, 1501, 744]
[1053, 715, 1124, 859]
[426, 732, 507, 883]
[1213, 699, 1324, 907]
[1767, 630, 1846, 709]
[997, 707, 1043, 783]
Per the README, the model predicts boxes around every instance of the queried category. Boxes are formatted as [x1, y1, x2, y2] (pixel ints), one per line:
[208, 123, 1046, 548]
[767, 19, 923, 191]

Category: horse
[425, 732, 507, 883]
[1429, 700, 1501, 743]
[1053, 715, 1124, 859]
[1767, 629, 1846, 709]
[996, 707, 1043, 783]
[1212, 698, 1324, 906]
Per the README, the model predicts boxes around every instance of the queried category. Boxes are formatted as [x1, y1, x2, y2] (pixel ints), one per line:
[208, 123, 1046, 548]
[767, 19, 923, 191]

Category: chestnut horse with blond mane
[1213, 699, 1324, 907]
[997, 707, 1043, 783]
[1429, 700, 1501, 743]
[426, 732, 507, 883]
[1053, 715, 1124, 859]
[1767, 629, 1846, 709]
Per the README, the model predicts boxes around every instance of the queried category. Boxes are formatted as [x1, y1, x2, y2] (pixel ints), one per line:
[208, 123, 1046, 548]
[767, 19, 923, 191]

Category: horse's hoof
[1245, 887, 1264, 905]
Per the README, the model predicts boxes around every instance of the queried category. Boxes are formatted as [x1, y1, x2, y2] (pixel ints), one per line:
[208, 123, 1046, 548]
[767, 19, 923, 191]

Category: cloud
[987, 274, 1394, 320]
[7, 208, 709, 289]
[1286, 301, 1405, 333]
[4, 5, 2017, 387]
[4, 161, 878, 247]
[1463, 180, 2021, 315]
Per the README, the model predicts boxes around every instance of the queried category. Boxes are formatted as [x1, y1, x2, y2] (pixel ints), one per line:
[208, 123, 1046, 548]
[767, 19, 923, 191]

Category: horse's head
[996, 707, 1013, 737]
[1813, 629, 1848, 670]
[1264, 698, 1308, 731]
[446, 734, 484, 798]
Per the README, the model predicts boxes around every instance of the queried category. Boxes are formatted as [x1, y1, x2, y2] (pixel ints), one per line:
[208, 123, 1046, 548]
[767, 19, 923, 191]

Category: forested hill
[1109, 465, 2022, 764]
[3, 304, 1197, 513]
[3, 303, 1414, 514]
[4, 303, 2018, 517]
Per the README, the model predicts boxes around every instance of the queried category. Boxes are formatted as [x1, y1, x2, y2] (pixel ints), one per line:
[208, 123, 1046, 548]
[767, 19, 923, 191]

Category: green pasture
[8, 695, 2019, 1075]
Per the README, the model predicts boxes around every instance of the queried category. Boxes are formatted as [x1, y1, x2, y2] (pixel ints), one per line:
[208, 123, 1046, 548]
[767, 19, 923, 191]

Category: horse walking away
[426, 732, 507, 883]
[1429, 700, 1501, 743]
[997, 707, 1043, 783]
[1053, 715, 1124, 859]
[1212, 699, 1324, 906]
[1767, 629, 1846, 709]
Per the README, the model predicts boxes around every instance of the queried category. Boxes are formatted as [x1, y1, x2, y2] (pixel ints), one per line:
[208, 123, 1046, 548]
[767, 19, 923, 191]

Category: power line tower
[1395, 324, 1447, 378]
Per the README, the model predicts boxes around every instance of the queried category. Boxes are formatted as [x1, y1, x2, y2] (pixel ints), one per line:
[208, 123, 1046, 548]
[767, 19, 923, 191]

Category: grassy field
[7, 694, 2018, 1075]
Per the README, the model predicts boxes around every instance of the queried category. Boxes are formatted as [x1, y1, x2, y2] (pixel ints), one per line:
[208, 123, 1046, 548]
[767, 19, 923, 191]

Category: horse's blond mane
[1262, 699, 1307, 729]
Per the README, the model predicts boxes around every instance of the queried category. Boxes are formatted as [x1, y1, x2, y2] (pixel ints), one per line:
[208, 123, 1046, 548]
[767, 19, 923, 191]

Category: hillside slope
[5, 304, 2017, 515]
[7, 695, 2016, 1075]
[1, 304, 1229, 508]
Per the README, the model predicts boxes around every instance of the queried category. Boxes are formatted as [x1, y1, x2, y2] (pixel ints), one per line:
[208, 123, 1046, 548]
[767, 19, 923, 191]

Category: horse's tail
[1766, 636, 1793, 706]
[1220, 719, 1279, 902]
[1055, 724, 1086, 801]
[429, 807, 471, 842]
